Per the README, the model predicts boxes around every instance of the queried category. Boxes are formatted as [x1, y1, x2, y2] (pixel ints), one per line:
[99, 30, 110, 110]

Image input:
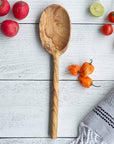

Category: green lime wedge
[90, 3, 104, 17]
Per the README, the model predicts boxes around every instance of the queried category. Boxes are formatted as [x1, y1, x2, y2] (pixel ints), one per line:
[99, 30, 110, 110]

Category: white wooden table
[0, 0, 114, 143]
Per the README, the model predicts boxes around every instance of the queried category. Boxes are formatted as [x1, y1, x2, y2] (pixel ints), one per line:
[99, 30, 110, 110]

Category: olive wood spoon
[39, 4, 71, 139]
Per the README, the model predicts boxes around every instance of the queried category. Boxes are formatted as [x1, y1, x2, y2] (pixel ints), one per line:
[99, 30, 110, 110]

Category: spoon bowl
[39, 4, 71, 55]
[39, 4, 71, 139]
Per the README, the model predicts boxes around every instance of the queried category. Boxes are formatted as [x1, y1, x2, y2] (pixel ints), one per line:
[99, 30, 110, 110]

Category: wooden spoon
[39, 4, 71, 139]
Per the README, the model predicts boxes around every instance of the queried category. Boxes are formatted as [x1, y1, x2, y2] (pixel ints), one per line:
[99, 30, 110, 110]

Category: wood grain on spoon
[39, 4, 71, 55]
[39, 4, 71, 139]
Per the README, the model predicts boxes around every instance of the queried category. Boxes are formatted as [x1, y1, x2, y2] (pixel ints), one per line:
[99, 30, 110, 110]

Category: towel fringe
[70, 122, 106, 144]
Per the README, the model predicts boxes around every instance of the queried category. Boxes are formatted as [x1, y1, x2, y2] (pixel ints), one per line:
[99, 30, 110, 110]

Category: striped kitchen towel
[70, 87, 114, 144]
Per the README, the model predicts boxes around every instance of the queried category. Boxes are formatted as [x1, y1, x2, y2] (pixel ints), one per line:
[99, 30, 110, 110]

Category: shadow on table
[48, 55, 53, 137]
[35, 23, 53, 137]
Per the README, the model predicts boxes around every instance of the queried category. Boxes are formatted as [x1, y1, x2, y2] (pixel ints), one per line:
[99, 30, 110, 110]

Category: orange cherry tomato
[68, 65, 81, 76]
[80, 59, 94, 77]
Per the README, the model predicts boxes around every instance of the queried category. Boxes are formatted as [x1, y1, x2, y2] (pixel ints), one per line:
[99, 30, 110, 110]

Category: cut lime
[90, 3, 104, 17]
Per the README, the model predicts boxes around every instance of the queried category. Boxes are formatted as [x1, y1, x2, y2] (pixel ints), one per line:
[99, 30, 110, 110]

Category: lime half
[90, 3, 104, 17]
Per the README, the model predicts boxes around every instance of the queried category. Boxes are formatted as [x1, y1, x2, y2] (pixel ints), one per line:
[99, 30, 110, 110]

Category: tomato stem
[112, 13, 114, 16]
[89, 59, 93, 65]
[91, 83, 101, 87]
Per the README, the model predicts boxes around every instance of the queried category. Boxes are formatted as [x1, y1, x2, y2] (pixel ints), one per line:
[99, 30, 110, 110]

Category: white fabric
[71, 122, 106, 144]
[70, 87, 114, 144]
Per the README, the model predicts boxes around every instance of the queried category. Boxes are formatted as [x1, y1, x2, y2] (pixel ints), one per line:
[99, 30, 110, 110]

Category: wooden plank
[0, 81, 113, 137]
[0, 0, 111, 23]
[0, 24, 114, 80]
[0, 138, 73, 144]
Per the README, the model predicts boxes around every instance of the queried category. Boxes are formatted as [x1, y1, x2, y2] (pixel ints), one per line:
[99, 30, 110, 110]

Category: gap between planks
[0, 23, 113, 25]
[0, 137, 75, 139]
[0, 79, 113, 81]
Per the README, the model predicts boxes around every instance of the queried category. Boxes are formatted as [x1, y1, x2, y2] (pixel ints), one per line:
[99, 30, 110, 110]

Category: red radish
[1, 20, 19, 37]
[0, 0, 10, 16]
[12, 1, 29, 20]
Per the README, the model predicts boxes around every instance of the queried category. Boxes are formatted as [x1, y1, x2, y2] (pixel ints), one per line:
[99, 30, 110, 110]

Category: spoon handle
[51, 53, 59, 139]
